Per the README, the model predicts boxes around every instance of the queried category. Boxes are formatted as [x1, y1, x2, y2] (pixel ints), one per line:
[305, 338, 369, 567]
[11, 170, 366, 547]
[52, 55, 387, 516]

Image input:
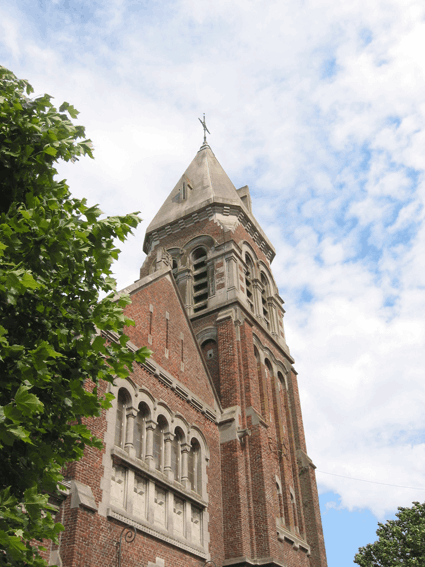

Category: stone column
[252, 279, 263, 319]
[193, 450, 199, 493]
[145, 419, 156, 470]
[268, 298, 279, 338]
[181, 442, 191, 490]
[207, 261, 215, 297]
[163, 432, 174, 480]
[125, 407, 138, 457]
[176, 269, 193, 314]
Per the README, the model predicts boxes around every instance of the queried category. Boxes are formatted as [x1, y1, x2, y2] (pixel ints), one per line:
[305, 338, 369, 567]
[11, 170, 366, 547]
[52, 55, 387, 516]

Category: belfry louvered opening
[261, 272, 270, 329]
[245, 253, 254, 312]
[192, 247, 209, 313]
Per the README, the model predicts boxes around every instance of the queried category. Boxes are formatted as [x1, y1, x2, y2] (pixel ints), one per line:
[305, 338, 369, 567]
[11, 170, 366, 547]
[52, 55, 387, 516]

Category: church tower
[139, 132, 328, 567]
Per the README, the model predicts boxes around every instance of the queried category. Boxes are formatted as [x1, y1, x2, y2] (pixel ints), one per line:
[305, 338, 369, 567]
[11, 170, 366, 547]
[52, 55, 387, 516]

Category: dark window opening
[245, 253, 254, 312]
[261, 273, 270, 328]
[192, 247, 208, 312]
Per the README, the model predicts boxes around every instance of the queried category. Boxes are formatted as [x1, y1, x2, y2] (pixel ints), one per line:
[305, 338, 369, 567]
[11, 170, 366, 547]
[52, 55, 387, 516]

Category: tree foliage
[0, 66, 150, 566]
[354, 502, 425, 567]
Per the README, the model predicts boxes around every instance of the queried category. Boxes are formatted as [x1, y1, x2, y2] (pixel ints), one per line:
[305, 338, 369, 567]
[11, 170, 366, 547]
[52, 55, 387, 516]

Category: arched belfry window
[261, 273, 270, 329]
[115, 388, 130, 448]
[192, 247, 209, 313]
[172, 257, 178, 279]
[245, 253, 254, 312]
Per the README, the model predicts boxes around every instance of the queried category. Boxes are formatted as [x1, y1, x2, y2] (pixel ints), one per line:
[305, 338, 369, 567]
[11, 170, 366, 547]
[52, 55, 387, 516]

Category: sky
[1, 0, 425, 565]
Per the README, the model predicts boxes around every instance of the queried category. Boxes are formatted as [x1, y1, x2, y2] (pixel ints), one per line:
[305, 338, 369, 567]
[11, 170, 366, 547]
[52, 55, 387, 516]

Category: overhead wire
[316, 469, 425, 491]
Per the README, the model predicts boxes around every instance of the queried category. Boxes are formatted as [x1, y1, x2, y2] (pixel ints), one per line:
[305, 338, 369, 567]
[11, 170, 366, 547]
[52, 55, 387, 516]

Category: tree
[354, 502, 425, 567]
[0, 66, 150, 566]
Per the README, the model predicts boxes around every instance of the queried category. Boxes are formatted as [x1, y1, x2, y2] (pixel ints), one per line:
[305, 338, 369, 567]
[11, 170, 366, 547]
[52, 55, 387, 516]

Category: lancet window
[260, 272, 270, 329]
[172, 258, 178, 279]
[245, 253, 254, 312]
[290, 489, 299, 532]
[255, 346, 268, 419]
[192, 247, 209, 313]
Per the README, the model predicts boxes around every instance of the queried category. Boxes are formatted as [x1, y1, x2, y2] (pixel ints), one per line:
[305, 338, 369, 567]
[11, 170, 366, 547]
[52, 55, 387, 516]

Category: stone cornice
[111, 446, 208, 508]
[107, 507, 207, 559]
[143, 202, 276, 263]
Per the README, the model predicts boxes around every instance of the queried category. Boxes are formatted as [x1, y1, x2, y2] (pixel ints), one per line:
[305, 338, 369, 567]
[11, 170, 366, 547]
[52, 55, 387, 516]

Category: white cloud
[1, 0, 425, 521]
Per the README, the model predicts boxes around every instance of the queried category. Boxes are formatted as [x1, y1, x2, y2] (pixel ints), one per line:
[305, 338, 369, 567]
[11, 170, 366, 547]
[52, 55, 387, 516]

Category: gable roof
[117, 267, 223, 414]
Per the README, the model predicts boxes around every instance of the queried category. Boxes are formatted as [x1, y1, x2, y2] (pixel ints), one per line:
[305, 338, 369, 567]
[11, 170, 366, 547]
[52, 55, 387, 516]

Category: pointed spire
[143, 123, 275, 261]
[145, 143, 244, 236]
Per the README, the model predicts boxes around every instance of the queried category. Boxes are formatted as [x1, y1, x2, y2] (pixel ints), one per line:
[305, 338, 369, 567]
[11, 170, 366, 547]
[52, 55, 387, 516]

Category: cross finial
[198, 113, 210, 145]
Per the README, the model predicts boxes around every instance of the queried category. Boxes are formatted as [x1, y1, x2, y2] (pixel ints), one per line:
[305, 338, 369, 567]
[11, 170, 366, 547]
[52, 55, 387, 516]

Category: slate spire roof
[146, 142, 246, 235]
[144, 141, 276, 261]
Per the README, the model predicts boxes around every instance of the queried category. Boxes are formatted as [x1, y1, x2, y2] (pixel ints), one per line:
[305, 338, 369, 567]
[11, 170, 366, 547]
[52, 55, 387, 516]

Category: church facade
[51, 139, 328, 567]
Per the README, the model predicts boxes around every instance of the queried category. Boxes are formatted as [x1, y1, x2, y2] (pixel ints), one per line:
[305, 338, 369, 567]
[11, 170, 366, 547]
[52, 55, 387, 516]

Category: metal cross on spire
[198, 113, 210, 145]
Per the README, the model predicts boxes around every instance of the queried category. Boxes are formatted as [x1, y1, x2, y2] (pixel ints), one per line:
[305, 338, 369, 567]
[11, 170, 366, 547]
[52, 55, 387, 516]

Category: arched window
[264, 359, 274, 422]
[188, 438, 202, 494]
[134, 402, 150, 460]
[171, 427, 184, 481]
[245, 253, 254, 312]
[277, 371, 286, 390]
[153, 415, 168, 472]
[172, 257, 178, 279]
[265, 359, 273, 379]
[192, 247, 209, 313]
[261, 273, 270, 328]
[201, 339, 220, 399]
[115, 388, 130, 448]
[255, 346, 268, 419]
[275, 370, 287, 435]
[290, 489, 299, 532]
[276, 482, 283, 522]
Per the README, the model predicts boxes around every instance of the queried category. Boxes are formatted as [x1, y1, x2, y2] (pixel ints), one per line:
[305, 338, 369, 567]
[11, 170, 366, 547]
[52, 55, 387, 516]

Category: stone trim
[144, 203, 275, 262]
[296, 449, 316, 471]
[102, 330, 217, 423]
[222, 557, 286, 567]
[111, 446, 208, 508]
[275, 522, 311, 555]
[143, 358, 217, 422]
[107, 508, 207, 559]
[70, 480, 97, 512]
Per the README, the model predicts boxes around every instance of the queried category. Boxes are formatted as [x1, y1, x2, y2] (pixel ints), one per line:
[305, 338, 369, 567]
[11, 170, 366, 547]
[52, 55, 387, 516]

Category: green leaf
[15, 384, 44, 415]
[43, 146, 58, 156]
[20, 272, 40, 290]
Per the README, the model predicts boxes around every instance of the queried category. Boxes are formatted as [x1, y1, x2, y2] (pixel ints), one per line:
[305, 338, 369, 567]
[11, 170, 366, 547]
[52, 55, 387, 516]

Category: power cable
[316, 469, 425, 491]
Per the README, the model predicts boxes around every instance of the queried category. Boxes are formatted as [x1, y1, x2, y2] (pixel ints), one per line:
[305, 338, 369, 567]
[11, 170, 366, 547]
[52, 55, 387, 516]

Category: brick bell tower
[139, 128, 328, 567]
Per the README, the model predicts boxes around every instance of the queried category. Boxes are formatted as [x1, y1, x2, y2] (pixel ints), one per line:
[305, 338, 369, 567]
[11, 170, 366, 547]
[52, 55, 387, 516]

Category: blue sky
[2, 1, 425, 565]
